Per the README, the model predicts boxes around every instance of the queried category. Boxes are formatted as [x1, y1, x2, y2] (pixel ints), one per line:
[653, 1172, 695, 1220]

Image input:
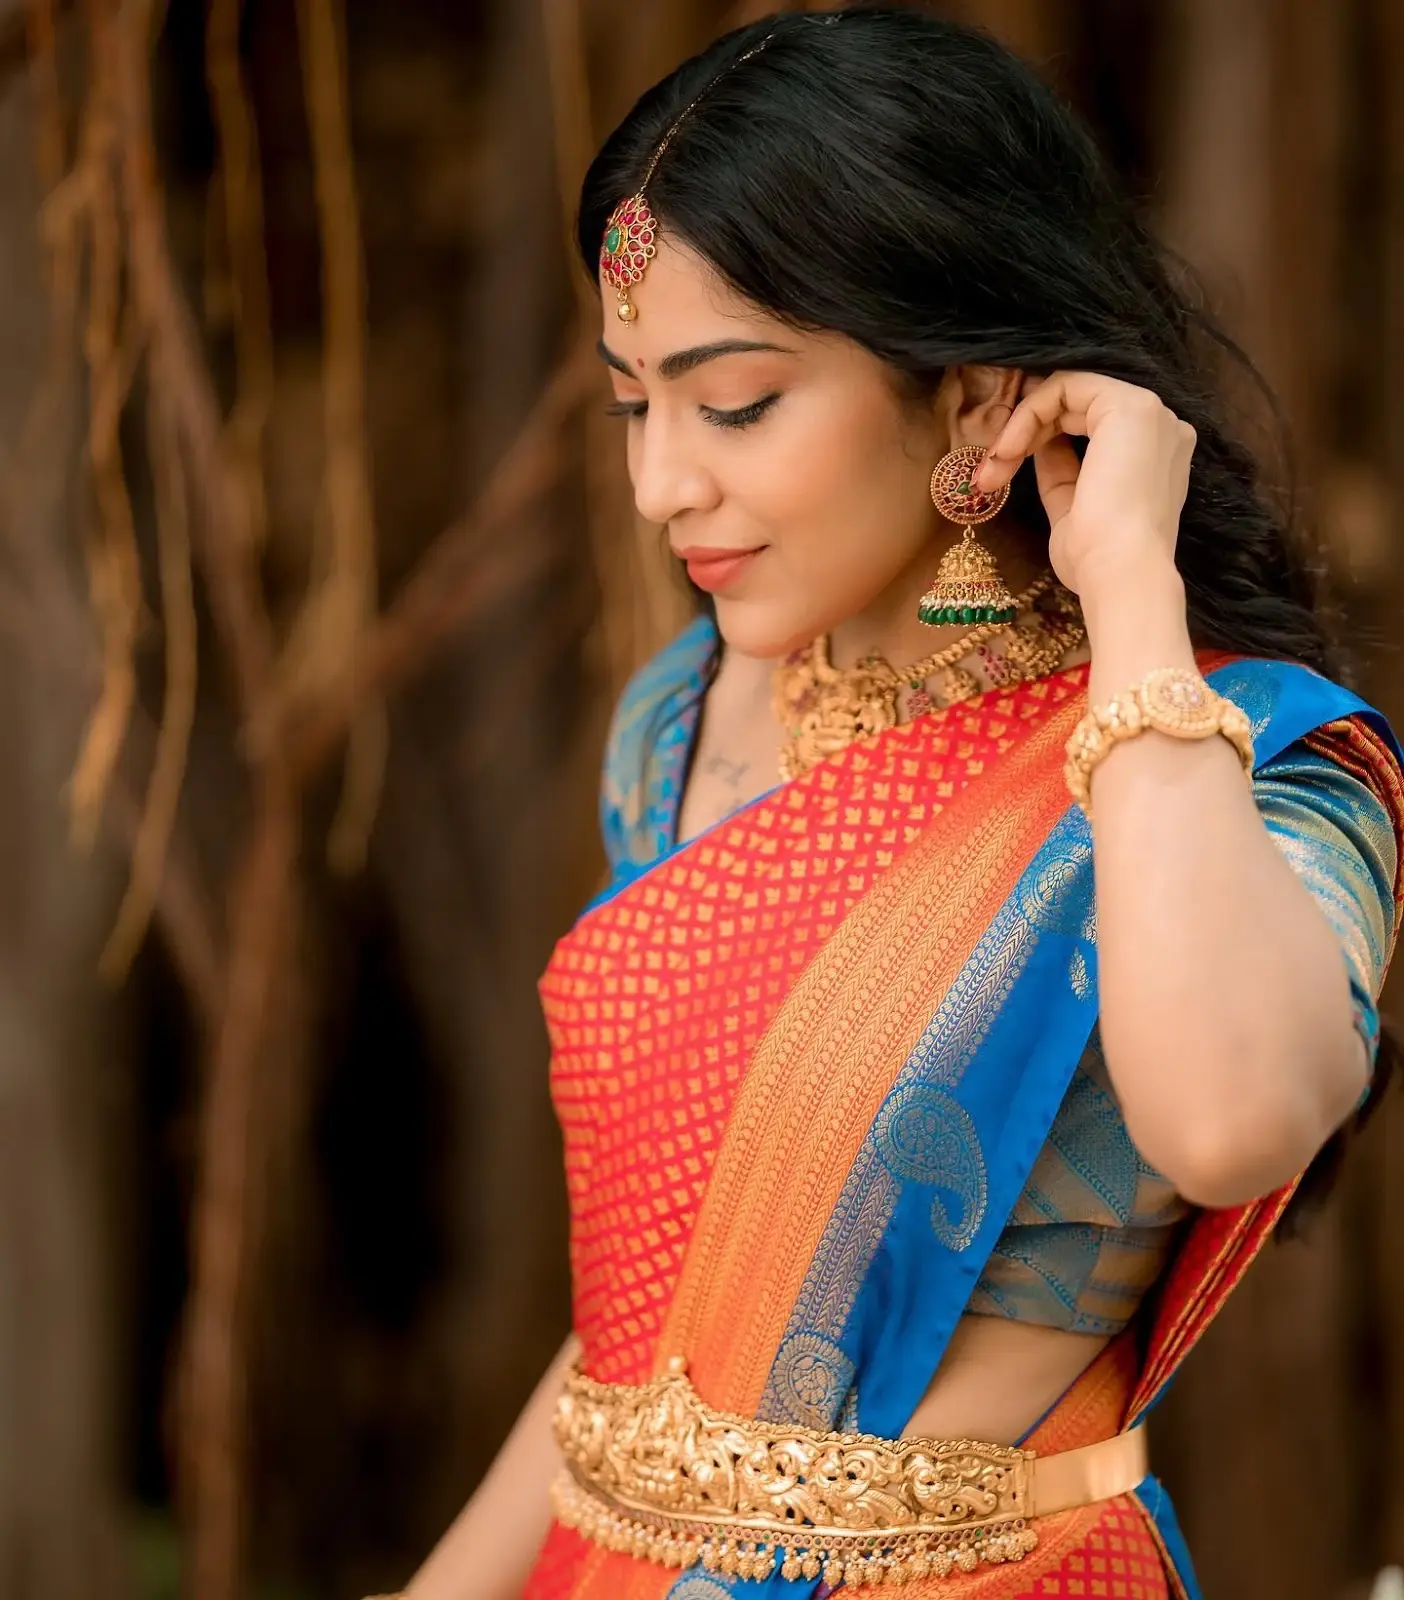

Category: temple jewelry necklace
[773, 574, 1085, 780]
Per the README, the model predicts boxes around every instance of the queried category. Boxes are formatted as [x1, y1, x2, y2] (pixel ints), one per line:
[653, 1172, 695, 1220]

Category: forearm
[1082, 558, 1366, 1207]
[403, 1332, 578, 1600]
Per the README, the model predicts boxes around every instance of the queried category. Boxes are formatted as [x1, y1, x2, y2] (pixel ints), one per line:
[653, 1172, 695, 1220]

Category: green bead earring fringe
[917, 600, 1018, 627]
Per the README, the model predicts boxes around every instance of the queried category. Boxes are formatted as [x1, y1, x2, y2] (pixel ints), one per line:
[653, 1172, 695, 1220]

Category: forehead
[597, 234, 782, 356]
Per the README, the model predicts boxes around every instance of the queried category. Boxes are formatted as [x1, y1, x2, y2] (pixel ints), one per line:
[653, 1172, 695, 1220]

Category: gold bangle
[1064, 666, 1255, 817]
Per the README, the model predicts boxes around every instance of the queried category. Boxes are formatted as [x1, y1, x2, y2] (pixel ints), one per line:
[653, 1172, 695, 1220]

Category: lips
[675, 545, 766, 594]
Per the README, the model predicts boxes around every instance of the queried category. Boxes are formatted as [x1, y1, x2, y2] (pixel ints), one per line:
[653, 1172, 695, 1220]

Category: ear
[940, 365, 1025, 449]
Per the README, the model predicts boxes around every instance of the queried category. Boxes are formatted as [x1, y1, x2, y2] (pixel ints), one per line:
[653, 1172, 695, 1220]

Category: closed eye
[702, 393, 780, 430]
[602, 393, 781, 429]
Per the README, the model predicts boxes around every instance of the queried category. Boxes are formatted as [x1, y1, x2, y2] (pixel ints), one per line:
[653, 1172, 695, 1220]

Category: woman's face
[598, 235, 955, 659]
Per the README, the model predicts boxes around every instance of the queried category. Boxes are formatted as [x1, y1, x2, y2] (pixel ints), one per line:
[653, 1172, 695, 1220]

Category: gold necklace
[773, 574, 1085, 779]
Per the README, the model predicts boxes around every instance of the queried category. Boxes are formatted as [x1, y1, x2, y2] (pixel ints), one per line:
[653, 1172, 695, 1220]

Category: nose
[629, 411, 719, 527]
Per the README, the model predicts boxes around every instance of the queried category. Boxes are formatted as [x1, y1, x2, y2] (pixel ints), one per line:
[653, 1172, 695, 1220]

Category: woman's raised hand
[974, 370, 1196, 605]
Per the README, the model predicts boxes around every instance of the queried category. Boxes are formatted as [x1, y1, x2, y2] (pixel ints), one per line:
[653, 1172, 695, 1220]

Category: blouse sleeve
[1252, 737, 1399, 1064]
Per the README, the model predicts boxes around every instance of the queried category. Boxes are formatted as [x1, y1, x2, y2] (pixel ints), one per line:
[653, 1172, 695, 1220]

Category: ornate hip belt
[551, 1357, 1148, 1588]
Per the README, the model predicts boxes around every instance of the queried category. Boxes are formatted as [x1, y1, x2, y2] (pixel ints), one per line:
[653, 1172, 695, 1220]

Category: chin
[713, 599, 818, 661]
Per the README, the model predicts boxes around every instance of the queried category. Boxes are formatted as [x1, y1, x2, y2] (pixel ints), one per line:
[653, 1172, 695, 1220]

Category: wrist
[1079, 556, 1194, 701]
[1076, 546, 1184, 625]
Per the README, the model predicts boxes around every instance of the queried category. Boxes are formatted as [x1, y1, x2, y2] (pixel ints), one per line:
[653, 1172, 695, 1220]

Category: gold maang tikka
[599, 194, 659, 325]
[600, 32, 781, 323]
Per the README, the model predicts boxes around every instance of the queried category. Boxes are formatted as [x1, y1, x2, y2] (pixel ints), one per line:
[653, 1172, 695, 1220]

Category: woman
[398, 10, 1403, 1599]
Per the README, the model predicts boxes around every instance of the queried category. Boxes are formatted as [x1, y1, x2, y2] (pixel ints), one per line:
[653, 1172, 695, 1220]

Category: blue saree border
[1135, 1475, 1204, 1600]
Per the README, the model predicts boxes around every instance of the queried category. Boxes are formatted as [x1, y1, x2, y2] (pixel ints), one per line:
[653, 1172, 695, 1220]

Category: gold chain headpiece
[601, 18, 841, 321]
[600, 32, 778, 322]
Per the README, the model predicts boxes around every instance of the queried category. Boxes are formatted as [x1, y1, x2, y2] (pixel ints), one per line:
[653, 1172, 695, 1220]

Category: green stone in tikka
[605, 224, 623, 255]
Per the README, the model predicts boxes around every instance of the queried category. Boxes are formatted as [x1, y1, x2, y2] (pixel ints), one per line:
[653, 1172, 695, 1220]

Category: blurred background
[0, 0, 1401, 1597]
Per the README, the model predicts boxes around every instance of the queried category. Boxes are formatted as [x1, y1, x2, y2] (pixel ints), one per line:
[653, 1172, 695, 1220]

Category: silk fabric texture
[526, 642, 1404, 1600]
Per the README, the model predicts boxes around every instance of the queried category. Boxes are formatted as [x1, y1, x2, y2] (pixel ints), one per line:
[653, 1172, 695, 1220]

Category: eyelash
[603, 393, 780, 431]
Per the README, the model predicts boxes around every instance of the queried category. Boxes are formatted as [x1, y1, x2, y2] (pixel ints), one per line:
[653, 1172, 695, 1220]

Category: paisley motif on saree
[528, 653, 1404, 1600]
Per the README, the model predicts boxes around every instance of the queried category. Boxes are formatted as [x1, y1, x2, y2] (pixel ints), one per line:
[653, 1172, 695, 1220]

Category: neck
[828, 517, 1049, 672]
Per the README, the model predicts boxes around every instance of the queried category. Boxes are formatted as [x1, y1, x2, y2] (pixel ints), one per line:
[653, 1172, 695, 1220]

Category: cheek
[751, 395, 931, 573]
[762, 391, 918, 508]
[714, 397, 937, 656]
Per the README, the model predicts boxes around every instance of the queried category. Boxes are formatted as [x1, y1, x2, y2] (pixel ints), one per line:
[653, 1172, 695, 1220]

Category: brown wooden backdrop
[0, 2, 1399, 1598]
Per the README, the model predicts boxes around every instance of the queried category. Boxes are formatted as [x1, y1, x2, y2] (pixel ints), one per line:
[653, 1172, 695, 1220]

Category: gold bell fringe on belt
[551, 1357, 1148, 1588]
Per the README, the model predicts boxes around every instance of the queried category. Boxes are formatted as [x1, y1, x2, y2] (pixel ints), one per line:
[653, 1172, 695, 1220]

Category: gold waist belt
[551, 1357, 1148, 1588]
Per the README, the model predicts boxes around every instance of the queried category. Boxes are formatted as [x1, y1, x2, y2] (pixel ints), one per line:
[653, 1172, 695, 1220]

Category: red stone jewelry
[599, 195, 658, 324]
[598, 32, 781, 323]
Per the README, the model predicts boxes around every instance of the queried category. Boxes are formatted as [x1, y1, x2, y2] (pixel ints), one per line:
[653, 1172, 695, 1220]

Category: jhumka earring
[917, 444, 1018, 627]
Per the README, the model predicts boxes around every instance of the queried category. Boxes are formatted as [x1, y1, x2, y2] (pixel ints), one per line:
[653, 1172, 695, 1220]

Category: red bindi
[636, 358, 646, 369]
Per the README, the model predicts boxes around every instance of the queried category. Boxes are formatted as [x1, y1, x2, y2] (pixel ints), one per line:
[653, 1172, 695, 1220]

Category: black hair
[577, 5, 1394, 1220]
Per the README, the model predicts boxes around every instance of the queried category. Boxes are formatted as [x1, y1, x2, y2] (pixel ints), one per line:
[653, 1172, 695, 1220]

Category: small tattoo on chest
[703, 754, 750, 788]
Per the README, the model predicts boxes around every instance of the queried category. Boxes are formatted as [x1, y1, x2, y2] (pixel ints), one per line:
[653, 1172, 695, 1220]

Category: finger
[1021, 368, 1150, 418]
[976, 398, 1090, 491]
[1031, 435, 1081, 531]
[976, 368, 1161, 491]
[996, 376, 1093, 456]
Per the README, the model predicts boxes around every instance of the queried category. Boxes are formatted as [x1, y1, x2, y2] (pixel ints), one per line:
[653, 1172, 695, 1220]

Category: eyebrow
[595, 336, 796, 380]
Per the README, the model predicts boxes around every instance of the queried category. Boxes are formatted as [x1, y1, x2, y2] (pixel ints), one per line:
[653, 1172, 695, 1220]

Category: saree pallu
[526, 656, 1404, 1600]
